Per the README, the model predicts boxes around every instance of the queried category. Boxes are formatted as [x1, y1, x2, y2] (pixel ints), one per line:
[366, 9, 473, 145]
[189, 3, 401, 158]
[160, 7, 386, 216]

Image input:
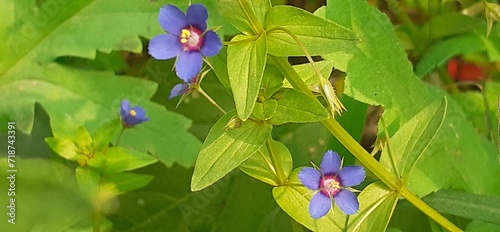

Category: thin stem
[273, 55, 462, 232]
[380, 116, 401, 178]
[115, 126, 125, 147]
[266, 138, 287, 185]
[196, 87, 226, 114]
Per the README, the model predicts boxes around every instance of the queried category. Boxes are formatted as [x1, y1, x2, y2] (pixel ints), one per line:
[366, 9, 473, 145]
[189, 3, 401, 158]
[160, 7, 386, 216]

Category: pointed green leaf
[423, 189, 500, 225]
[270, 89, 329, 125]
[227, 34, 268, 120]
[101, 147, 158, 174]
[191, 111, 272, 191]
[380, 98, 446, 179]
[264, 5, 358, 56]
[45, 137, 84, 162]
[415, 34, 485, 78]
[101, 172, 154, 195]
[345, 182, 399, 231]
[239, 140, 292, 186]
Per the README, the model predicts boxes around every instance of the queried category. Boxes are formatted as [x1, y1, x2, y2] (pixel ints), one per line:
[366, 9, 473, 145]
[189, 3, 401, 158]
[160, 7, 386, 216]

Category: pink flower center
[320, 175, 341, 197]
[180, 27, 204, 51]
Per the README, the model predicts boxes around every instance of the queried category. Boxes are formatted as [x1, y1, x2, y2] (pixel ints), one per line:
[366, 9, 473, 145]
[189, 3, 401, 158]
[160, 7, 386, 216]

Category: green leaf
[92, 118, 121, 151]
[466, 220, 500, 232]
[261, 64, 285, 98]
[264, 5, 358, 57]
[380, 98, 446, 179]
[239, 140, 292, 186]
[45, 137, 85, 162]
[101, 172, 154, 195]
[344, 182, 399, 231]
[218, 0, 270, 34]
[419, 13, 482, 40]
[227, 34, 268, 120]
[415, 33, 485, 78]
[270, 89, 329, 125]
[252, 100, 278, 121]
[207, 47, 232, 96]
[101, 147, 158, 174]
[191, 111, 272, 191]
[423, 189, 500, 225]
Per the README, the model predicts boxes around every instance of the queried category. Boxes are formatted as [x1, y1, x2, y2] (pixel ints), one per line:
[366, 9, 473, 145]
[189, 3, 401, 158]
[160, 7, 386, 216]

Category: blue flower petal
[159, 4, 189, 35]
[148, 34, 183, 60]
[120, 100, 131, 118]
[320, 150, 341, 175]
[170, 83, 189, 99]
[299, 167, 321, 190]
[187, 4, 208, 31]
[309, 192, 332, 219]
[132, 106, 149, 121]
[333, 189, 359, 215]
[338, 165, 366, 187]
[175, 51, 203, 82]
[201, 30, 222, 57]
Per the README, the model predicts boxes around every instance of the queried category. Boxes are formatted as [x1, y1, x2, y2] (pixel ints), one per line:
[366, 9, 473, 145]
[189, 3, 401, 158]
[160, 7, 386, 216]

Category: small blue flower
[169, 75, 198, 99]
[299, 150, 365, 218]
[120, 100, 149, 127]
[149, 4, 222, 82]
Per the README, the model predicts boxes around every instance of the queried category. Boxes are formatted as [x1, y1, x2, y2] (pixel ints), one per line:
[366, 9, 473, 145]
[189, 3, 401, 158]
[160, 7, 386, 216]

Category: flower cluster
[120, 100, 149, 127]
[299, 150, 366, 218]
[149, 4, 222, 98]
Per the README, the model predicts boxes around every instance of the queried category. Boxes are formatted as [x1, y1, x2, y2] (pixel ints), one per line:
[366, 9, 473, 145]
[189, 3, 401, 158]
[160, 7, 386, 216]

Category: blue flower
[120, 100, 149, 127]
[148, 4, 223, 82]
[299, 150, 365, 218]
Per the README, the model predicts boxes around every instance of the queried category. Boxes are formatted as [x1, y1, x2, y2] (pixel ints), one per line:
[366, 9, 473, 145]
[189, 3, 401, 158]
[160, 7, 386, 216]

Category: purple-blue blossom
[120, 100, 149, 127]
[299, 150, 365, 218]
[148, 4, 222, 83]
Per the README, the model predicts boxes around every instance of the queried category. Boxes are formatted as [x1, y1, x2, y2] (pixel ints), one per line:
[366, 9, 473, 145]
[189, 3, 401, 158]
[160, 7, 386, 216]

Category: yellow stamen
[130, 109, 137, 117]
[180, 29, 192, 44]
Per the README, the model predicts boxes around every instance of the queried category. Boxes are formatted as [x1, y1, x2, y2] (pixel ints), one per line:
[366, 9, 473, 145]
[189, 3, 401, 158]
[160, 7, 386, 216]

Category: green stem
[237, 0, 264, 34]
[380, 116, 401, 178]
[273, 55, 462, 232]
[266, 138, 287, 185]
[196, 87, 226, 114]
[115, 127, 125, 147]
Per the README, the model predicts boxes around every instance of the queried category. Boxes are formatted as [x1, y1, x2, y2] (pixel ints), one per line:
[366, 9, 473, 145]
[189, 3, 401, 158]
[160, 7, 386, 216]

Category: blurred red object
[447, 58, 485, 81]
